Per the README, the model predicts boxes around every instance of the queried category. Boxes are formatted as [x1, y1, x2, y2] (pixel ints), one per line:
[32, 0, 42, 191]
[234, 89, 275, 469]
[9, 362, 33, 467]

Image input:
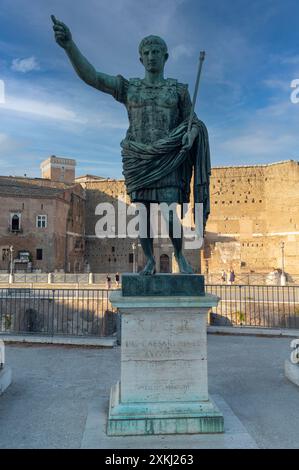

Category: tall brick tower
[40, 156, 76, 183]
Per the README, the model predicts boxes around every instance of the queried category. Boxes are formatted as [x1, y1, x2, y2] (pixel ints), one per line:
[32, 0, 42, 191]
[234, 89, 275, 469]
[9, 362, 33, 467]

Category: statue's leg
[168, 209, 193, 274]
[139, 202, 156, 275]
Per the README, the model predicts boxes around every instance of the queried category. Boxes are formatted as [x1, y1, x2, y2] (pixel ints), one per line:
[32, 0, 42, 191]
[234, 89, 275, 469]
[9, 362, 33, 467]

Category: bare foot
[139, 258, 156, 276]
[175, 253, 194, 274]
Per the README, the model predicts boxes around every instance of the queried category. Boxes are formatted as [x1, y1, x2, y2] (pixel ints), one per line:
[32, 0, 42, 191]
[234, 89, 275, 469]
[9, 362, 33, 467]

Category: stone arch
[160, 254, 170, 273]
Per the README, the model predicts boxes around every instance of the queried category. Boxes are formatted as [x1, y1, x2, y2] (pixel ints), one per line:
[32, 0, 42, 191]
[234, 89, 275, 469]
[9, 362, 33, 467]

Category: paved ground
[0, 335, 299, 449]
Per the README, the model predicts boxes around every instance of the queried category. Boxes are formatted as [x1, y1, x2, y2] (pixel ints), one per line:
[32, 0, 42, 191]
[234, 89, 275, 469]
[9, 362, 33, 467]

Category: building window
[129, 253, 134, 263]
[36, 249, 43, 260]
[2, 248, 9, 261]
[36, 215, 47, 228]
[112, 246, 115, 253]
[10, 213, 21, 232]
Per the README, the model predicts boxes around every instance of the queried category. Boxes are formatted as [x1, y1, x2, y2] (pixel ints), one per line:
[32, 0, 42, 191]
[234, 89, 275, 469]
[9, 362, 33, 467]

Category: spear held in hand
[187, 51, 206, 135]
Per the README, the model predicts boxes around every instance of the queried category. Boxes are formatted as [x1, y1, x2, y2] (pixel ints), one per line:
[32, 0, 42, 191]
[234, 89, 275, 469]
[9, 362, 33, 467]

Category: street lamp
[280, 242, 285, 273]
[9, 245, 14, 276]
[280, 242, 286, 286]
[9, 245, 14, 284]
[132, 242, 136, 273]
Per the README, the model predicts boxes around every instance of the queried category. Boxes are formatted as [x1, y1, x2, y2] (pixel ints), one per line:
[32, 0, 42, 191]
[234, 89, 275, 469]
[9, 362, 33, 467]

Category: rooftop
[0, 176, 83, 199]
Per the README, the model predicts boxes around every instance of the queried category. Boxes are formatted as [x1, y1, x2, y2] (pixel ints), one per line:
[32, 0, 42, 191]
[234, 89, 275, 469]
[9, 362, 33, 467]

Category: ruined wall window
[36, 215, 47, 228]
[2, 248, 9, 261]
[10, 213, 21, 232]
[112, 246, 115, 253]
[36, 249, 43, 260]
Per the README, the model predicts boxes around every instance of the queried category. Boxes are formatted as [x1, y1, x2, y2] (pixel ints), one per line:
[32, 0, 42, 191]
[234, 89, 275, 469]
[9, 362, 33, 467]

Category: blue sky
[0, 0, 299, 178]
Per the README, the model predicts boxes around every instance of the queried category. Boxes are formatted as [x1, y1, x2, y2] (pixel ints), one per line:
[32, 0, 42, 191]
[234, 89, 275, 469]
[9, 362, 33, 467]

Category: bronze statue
[51, 15, 211, 275]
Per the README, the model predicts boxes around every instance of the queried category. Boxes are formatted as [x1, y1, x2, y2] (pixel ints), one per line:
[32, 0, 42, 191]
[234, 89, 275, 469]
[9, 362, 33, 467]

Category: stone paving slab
[0, 334, 116, 347]
[1, 336, 299, 448]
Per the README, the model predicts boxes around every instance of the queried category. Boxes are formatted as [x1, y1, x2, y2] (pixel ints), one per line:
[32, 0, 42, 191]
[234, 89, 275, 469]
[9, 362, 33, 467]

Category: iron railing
[206, 284, 299, 329]
[0, 273, 114, 284]
[1, 285, 299, 338]
[206, 272, 299, 286]
[0, 288, 117, 337]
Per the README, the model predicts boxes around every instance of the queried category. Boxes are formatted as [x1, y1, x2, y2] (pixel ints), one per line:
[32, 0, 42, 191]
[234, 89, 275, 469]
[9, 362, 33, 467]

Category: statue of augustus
[51, 16, 211, 275]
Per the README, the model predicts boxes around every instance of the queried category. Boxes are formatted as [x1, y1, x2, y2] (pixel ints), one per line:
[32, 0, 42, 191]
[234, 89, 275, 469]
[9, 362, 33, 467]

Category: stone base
[285, 360, 299, 387]
[107, 382, 224, 436]
[121, 273, 205, 297]
[0, 366, 12, 395]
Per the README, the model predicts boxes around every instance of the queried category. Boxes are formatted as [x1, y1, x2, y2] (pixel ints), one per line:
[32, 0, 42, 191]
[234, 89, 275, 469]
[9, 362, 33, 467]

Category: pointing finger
[53, 25, 65, 32]
[51, 15, 66, 27]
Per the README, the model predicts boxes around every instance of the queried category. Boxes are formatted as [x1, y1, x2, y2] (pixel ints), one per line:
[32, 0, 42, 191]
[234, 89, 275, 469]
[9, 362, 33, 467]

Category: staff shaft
[187, 51, 205, 134]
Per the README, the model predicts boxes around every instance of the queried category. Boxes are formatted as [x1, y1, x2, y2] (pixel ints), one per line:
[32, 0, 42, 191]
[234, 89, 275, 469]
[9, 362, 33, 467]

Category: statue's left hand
[181, 132, 195, 151]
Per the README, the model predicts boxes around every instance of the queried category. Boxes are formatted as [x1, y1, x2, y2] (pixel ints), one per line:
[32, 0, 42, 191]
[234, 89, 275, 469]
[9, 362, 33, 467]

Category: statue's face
[140, 45, 168, 73]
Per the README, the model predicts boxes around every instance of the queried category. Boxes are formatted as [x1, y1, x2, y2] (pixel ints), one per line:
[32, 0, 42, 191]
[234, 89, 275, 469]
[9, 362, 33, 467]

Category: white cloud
[213, 97, 299, 164]
[281, 55, 299, 65]
[1, 94, 85, 123]
[171, 44, 193, 61]
[0, 71, 128, 130]
[219, 132, 296, 158]
[0, 133, 24, 157]
[11, 56, 40, 73]
[263, 79, 291, 92]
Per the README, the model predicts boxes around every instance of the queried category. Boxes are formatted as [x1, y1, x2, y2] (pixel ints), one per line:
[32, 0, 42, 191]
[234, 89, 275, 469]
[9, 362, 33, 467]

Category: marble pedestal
[107, 275, 223, 436]
[0, 366, 12, 395]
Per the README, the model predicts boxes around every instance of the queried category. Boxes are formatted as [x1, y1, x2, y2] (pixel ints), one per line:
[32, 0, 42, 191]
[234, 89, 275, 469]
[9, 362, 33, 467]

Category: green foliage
[4, 314, 12, 330]
[233, 311, 246, 324]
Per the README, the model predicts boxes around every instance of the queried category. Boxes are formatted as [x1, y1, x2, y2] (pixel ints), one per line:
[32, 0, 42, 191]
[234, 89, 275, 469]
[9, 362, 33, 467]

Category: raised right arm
[51, 15, 118, 96]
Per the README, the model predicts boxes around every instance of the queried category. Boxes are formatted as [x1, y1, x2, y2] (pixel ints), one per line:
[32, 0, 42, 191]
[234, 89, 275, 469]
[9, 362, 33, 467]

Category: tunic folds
[112, 75, 211, 228]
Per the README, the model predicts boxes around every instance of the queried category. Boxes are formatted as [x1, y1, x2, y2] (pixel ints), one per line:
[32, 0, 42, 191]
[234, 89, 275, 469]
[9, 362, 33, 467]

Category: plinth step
[122, 273, 205, 297]
[107, 383, 224, 436]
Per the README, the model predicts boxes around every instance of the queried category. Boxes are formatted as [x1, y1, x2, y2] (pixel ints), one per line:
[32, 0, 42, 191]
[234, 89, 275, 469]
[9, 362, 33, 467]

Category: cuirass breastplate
[126, 79, 181, 144]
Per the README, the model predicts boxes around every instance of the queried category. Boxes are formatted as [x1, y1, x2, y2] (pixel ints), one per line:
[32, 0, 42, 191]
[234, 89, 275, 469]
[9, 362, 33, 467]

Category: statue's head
[139, 35, 169, 73]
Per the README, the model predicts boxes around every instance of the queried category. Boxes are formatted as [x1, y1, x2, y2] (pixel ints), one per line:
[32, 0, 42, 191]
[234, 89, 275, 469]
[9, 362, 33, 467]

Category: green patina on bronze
[122, 273, 205, 297]
[51, 16, 211, 275]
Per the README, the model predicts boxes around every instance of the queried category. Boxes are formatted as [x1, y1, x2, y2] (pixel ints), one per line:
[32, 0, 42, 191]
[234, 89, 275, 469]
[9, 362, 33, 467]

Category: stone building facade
[80, 160, 299, 277]
[0, 158, 85, 273]
[1, 157, 298, 276]
[79, 176, 201, 274]
[202, 160, 299, 278]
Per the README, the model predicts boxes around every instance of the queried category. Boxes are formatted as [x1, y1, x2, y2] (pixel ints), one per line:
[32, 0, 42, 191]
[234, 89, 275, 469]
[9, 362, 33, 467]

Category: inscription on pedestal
[121, 308, 208, 403]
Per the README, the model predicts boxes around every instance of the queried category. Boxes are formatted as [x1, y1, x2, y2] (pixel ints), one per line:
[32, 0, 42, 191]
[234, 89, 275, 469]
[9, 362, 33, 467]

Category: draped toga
[112, 75, 211, 228]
